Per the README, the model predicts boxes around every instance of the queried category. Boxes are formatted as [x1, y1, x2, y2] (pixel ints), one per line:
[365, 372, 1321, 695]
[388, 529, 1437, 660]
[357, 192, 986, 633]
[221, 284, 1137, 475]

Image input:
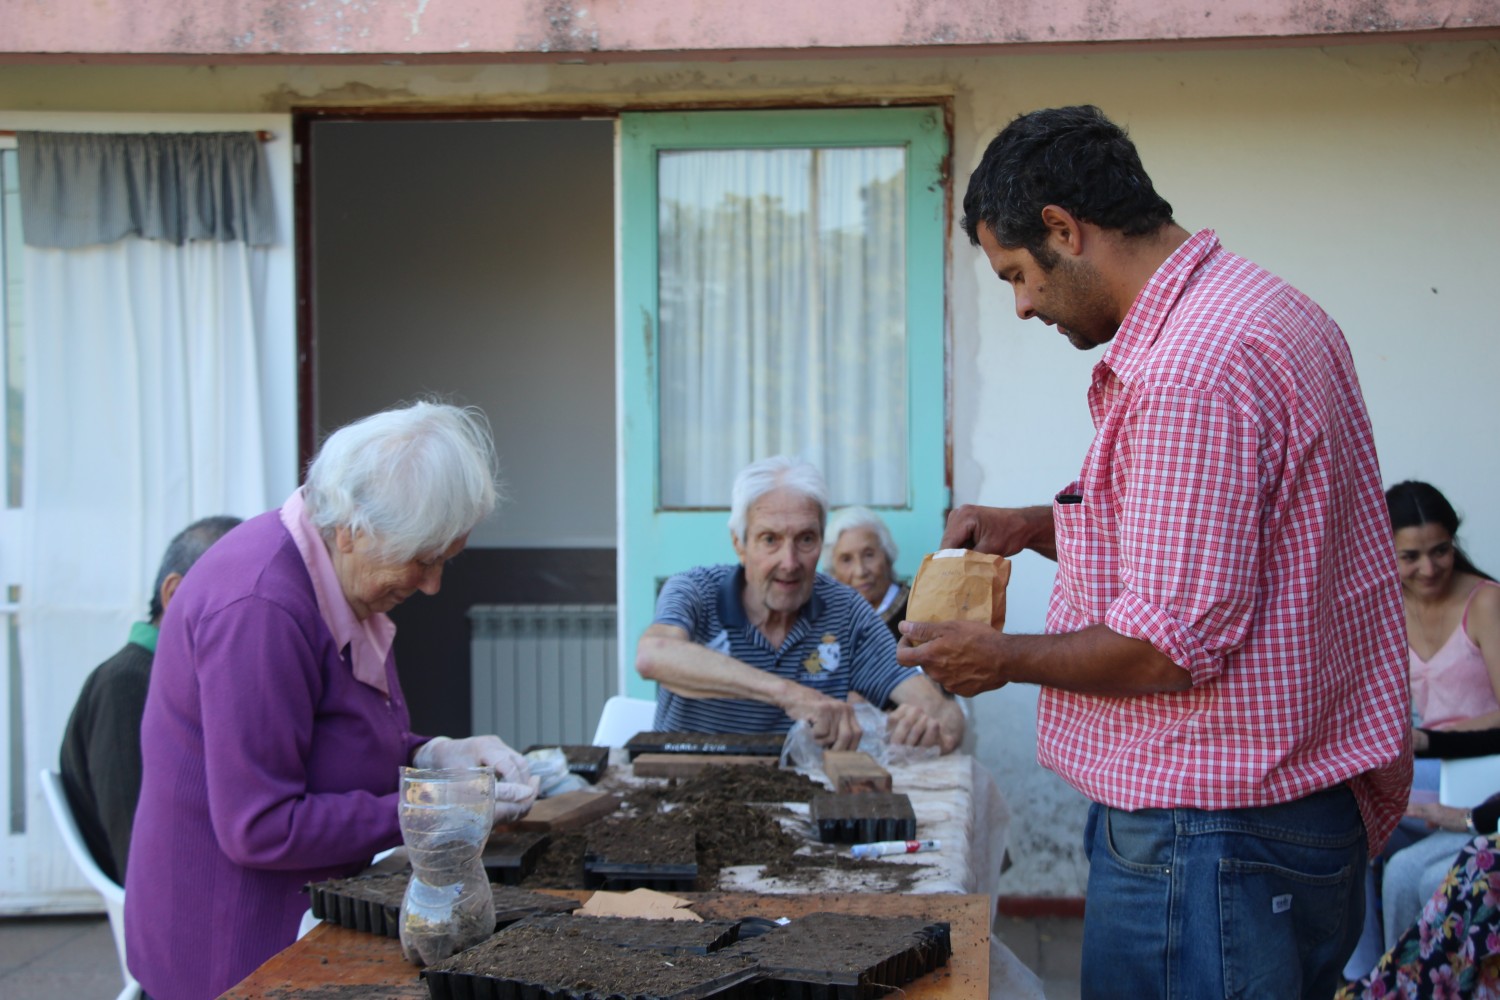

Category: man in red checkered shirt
[898, 106, 1410, 999]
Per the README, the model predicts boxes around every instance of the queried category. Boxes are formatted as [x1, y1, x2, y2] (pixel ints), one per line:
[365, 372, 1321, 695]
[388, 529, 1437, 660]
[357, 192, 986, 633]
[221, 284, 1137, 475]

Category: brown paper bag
[905, 548, 1012, 630]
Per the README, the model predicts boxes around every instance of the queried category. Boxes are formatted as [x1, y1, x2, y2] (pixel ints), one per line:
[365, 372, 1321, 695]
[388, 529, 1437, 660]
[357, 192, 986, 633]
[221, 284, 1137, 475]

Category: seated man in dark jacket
[58, 515, 240, 884]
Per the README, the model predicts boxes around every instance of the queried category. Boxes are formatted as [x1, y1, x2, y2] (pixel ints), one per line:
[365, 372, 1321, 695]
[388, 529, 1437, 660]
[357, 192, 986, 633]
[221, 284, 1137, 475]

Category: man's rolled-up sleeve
[1102, 383, 1262, 685]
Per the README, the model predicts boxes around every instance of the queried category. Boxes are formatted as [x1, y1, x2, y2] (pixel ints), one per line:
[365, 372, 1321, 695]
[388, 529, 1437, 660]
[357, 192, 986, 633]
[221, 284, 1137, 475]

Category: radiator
[468, 604, 618, 749]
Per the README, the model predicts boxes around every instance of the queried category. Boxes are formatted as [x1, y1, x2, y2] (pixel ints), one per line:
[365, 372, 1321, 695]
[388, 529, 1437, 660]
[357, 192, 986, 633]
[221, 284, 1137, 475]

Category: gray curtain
[16, 131, 276, 249]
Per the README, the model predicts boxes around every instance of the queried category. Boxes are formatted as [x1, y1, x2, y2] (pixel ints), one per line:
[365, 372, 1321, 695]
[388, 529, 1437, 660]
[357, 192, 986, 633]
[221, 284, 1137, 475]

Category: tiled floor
[994, 913, 1085, 1000]
[0, 915, 128, 999]
[1, 911, 1087, 998]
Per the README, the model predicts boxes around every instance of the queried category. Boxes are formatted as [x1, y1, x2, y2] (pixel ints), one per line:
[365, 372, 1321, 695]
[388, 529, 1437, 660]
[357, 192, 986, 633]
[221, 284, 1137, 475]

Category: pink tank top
[1410, 580, 1500, 729]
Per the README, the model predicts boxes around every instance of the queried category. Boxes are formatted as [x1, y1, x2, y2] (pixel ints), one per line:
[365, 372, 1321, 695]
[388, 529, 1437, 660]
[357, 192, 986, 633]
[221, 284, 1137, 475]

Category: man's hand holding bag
[905, 548, 1012, 630]
[899, 549, 1012, 696]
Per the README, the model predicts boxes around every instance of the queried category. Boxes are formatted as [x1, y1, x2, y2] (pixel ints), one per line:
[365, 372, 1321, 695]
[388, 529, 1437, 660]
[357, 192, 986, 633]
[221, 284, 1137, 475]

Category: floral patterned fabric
[1337, 833, 1500, 999]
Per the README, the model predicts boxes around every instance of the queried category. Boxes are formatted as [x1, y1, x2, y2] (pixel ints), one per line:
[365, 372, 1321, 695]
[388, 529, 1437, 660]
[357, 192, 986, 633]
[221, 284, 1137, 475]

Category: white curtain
[20, 234, 271, 805]
[657, 146, 907, 508]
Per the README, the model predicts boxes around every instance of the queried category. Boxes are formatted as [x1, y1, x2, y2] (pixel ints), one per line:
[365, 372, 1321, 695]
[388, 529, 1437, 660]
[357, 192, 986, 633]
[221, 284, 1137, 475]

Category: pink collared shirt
[279, 488, 396, 697]
[1037, 230, 1411, 853]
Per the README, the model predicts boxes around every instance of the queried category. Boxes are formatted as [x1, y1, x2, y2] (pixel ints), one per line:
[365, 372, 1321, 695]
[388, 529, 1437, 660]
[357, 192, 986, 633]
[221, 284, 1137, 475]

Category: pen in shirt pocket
[1056, 491, 1083, 505]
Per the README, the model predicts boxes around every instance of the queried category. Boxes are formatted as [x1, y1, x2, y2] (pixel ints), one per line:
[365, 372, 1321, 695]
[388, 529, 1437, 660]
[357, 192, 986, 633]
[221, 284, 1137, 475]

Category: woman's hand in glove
[414, 735, 540, 822]
[491, 774, 541, 824]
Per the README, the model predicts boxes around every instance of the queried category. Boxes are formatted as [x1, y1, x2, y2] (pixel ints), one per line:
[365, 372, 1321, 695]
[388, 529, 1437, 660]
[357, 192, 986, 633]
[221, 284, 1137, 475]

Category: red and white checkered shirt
[1037, 229, 1411, 853]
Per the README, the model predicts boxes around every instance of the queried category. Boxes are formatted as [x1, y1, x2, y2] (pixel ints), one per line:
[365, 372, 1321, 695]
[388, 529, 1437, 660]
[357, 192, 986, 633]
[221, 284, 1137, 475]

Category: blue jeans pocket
[1218, 857, 1356, 999]
[1083, 807, 1175, 999]
[1105, 807, 1174, 872]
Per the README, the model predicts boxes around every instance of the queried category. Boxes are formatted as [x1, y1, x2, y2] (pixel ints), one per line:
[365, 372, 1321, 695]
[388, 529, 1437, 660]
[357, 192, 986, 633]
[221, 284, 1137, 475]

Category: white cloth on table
[710, 752, 1008, 898]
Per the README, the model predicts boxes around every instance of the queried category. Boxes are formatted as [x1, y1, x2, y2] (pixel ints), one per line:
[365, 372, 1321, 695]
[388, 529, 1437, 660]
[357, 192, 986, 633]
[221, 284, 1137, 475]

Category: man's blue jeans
[1080, 785, 1367, 1000]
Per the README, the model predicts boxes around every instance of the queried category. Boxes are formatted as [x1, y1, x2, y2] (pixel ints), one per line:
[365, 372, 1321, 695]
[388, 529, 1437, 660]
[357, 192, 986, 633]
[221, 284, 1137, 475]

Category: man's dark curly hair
[962, 105, 1175, 259]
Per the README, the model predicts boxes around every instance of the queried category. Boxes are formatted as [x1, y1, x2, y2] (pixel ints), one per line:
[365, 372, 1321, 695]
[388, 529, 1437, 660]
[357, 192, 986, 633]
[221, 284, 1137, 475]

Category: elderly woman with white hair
[125, 401, 538, 1000]
[825, 506, 910, 639]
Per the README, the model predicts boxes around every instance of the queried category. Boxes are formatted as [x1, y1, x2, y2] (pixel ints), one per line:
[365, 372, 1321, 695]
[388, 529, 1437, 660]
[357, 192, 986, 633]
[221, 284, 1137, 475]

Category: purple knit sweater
[125, 510, 427, 999]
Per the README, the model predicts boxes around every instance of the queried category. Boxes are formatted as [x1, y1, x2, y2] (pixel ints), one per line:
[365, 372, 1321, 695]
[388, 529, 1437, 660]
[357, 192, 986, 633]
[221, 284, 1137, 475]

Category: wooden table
[221, 890, 991, 998]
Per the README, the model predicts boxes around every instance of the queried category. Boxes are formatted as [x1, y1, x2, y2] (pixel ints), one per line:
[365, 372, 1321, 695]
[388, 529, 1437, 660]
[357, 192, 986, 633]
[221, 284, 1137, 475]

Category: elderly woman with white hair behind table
[125, 400, 540, 1000]
[825, 505, 910, 640]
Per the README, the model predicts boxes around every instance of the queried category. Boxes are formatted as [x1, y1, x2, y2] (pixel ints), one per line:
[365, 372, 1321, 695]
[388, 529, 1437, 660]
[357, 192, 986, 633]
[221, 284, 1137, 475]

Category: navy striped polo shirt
[650, 564, 919, 734]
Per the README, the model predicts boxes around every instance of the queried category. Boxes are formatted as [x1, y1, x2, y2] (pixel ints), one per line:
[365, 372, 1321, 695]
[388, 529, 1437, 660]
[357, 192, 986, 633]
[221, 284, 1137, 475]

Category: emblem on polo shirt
[803, 633, 842, 675]
[707, 629, 731, 655]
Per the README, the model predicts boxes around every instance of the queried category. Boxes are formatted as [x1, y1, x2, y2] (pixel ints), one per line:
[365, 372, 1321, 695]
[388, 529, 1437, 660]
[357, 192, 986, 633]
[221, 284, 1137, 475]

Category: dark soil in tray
[422, 919, 759, 1000]
[587, 814, 697, 865]
[810, 792, 917, 844]
[523, 827, 593, 889]
[725, 912, 952, 997]
[584, 814, 699, 890]
[264, 988, 421, 999]
[524, 744, 610, 783]
[625, 732, 785, 759]
[652, 764, 828, 805]
[523, 765, 928, 893]
[306, 870, 576, 938]
[503, 913, 742, 955]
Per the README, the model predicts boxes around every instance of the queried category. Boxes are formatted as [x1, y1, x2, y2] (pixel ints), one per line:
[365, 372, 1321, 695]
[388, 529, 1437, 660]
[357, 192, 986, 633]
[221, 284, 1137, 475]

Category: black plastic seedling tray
[726, 912, 952, 1000]
[306, 870, 408, 937]
[582, 857, 700, 892]
[624, 731, 785, 761]
[523, 744, 610, 784]
[584, 815, 698, 891]
[305, 871, 576, 940]
[504, 914, 743, 955]
[481, 830, 551, 885]
[421, 918, 761, 1000]
[423, 964, 761, 1000]
[809, 793, 918, 844]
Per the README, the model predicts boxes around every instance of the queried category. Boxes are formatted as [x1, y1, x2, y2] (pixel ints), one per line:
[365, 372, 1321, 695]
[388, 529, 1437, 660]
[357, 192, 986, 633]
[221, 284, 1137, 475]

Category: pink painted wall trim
[2, 0, 1498, 61]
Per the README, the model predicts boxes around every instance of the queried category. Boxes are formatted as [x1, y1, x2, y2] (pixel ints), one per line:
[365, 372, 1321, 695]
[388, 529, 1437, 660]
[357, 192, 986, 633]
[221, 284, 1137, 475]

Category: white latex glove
[413, 735, 540, 823]
[491, 775, 541, 824]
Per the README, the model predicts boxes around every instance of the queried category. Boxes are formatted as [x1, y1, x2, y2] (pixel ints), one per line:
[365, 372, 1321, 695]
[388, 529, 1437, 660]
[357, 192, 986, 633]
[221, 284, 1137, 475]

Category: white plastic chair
[39, 768, 142, 1000]
[590, 695, 657, 747]
[1440, 754, 1500, 806]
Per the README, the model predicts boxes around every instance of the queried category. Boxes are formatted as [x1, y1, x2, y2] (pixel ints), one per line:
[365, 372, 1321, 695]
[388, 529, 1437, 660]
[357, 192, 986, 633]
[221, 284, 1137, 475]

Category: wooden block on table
[631, 752, 779, 779]
[822, 750, 892, 794]
[503, 789, 620, 832]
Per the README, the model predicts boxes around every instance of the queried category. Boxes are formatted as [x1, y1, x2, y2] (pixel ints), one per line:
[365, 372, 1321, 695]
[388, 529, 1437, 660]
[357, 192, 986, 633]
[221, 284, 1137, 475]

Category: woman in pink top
[1387, 481, 1500, 732]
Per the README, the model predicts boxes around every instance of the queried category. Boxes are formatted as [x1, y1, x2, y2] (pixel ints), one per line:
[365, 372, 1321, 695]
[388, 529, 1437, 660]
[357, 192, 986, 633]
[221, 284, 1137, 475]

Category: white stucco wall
[947, 42, 1500, 897]
[4, 40, 1496, 898]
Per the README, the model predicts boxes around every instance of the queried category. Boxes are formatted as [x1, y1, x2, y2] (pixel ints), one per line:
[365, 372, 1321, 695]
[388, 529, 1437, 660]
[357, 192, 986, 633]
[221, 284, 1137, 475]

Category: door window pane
[657, 146, 907, 509]
[0, 148, 21, 509]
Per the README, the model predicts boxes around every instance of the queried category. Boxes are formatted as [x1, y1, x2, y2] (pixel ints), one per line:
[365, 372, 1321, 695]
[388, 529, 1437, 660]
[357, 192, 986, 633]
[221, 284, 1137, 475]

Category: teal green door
[619, 107, 949, 698]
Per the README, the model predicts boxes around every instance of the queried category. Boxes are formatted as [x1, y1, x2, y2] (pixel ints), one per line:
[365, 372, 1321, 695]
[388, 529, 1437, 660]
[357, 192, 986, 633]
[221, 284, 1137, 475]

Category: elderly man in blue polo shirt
[636, 456, 964, 753]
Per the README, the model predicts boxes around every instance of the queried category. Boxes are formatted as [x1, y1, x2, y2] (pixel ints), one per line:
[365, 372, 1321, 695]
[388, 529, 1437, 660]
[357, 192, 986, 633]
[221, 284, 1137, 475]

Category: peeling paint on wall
[407, 0, 432, 40]
[2, 0, 1497, 59]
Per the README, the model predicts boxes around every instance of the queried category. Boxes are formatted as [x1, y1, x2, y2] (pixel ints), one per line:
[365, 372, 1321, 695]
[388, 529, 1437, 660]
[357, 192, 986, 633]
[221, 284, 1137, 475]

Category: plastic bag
[523, 747, 589, 798]
[886, 738, 941, 767]
[780, 700, 891, 772]
[780, 700, 944, 772]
